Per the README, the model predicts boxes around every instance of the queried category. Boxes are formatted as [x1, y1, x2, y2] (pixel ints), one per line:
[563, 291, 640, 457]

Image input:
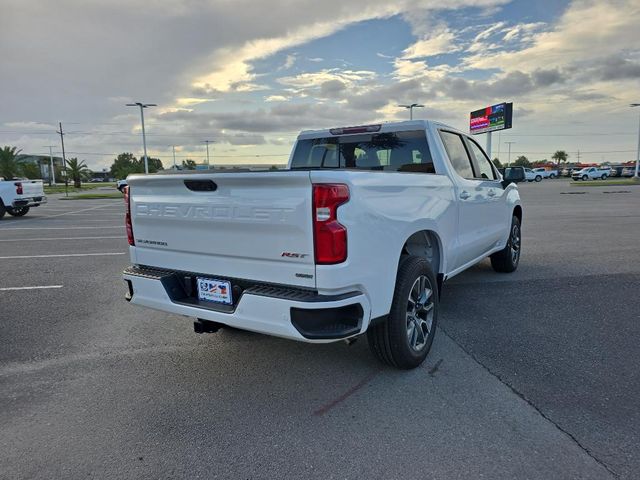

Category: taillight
[14, 182, 23, 195]
[312, 184, 349, 264]
[124, 186, 134, 246]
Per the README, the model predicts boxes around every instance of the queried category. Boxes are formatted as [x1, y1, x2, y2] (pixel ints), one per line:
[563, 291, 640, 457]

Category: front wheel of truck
[367, 255, 438, 369]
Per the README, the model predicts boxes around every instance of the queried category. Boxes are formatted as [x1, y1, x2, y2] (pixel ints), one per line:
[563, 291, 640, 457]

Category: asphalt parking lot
[1, 180, 639, 479]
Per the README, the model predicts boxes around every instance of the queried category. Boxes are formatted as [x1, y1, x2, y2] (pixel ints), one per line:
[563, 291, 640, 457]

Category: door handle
[459, 190, 470, 200]
[487, 189, 496, 197]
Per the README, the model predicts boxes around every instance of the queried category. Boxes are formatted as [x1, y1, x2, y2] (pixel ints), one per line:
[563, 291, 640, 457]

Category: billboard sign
[470, 102, 513, 135]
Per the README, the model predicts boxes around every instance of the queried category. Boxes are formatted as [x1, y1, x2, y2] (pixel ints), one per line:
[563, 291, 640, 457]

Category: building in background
[15, 154, 64, 183]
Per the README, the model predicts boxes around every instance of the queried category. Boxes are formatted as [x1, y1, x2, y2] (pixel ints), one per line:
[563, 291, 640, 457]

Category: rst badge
[281, 252, 309, 259]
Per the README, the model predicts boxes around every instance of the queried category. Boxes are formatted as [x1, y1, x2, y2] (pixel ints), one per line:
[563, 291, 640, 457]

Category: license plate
[196, 277, 232, 305]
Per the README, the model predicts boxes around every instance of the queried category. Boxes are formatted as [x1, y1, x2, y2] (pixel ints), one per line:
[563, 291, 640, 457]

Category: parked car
[621, 167, 637, 177]
[116, 179, 128, 192]
[0, 178, 47, 219]
[572, 167, 610, 181]
[532, 167, 558, 179]
[122, 120, 525, 369]
[608, 166, 625, 177]
[525, 168, 542, 182]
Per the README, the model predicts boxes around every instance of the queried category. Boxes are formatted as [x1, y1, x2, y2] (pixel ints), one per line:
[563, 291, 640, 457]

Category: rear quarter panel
[309, 170, 457, 319]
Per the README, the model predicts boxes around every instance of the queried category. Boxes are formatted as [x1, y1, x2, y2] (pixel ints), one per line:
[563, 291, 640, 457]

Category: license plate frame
[196, 277, 233, 305]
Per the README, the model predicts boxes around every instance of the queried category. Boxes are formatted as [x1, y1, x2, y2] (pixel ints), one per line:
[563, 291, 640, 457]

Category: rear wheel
[490, 215, 521, 273]
[367, 256, 438, 369]
[601, 174, 607, 180]
[535, 175, 542, 182]
[6, 206, 30, 217]
[0, 201, 5, 220]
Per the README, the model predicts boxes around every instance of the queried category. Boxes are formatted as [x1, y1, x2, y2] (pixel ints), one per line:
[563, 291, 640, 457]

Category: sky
[1, 0, 639, 170]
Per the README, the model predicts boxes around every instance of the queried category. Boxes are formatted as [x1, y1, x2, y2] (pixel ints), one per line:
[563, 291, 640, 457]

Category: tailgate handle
[184, 179, 217, 192]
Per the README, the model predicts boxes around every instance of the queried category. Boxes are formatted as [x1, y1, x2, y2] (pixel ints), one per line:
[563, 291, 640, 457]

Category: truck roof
[297, 120, 456, 140]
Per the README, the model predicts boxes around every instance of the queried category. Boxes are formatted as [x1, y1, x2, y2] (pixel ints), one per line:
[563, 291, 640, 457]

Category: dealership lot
[1, 181, 639, 479]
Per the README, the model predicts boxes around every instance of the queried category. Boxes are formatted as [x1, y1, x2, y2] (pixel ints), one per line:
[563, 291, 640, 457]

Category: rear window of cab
[290, 130, 435, 173]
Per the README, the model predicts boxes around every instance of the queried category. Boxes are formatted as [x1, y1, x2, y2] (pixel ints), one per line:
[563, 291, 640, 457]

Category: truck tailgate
[127, 171, 316, 289]
[19, 180, 45, 197]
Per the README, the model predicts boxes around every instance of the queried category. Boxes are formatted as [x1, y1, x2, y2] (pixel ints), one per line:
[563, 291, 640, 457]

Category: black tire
[582, 175, 588, 181]
[549, 174, 556, 179]
[367, 255, 438, 369]
[6, 206, 30, 217]
[0, 201, 5, 220]
[490, 215, 521, 273]
[601, 174, 607, 180]
[535, 175, 542, 182]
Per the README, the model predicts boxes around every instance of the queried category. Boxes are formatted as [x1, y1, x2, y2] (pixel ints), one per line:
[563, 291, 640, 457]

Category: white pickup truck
[532, 167, 558, 179]
[123, 120, 525, 368]
[0, 178, 47, 219]
[571, 166, 610, 181]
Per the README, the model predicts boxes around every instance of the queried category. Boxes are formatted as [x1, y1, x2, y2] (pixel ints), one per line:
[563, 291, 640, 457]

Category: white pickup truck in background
[0, 178, 46, 219]
[571, 166, 610, 181]
[123, 120, 525, 369]
[532, 167, 558, 179]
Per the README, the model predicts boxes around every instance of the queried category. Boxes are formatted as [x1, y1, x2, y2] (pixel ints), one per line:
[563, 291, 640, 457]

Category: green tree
[551, 150, 569, 169]
[492, 157, 503, 169]
[65, 158, 91, 188]
[0, 146, 23, 179]
[110, 153, 141, 179]
[513, 155, 532, 168]
[21, 162, 41, 179]
[181, 159, 196, 170]
[146, 157, 164, 173]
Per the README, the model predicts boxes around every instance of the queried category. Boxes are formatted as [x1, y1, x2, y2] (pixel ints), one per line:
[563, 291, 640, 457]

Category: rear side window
[466, 138, 497, 180]
[290, 130, 435, 173]
[439, 131, 474, 179]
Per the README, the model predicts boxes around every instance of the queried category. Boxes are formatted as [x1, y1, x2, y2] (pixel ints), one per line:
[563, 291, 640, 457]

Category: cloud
[319, 79, 347, 98]
[402, 27, 460, 59]
[593, 56, 640, 81]
[281, 54, 297, 71]
[463, 0, 640, 73]
[531, 68, 564, 87]
[264, 95, 289, 102]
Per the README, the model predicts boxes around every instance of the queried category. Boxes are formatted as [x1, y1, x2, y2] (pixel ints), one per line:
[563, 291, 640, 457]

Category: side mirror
[502, 166, 525, 187]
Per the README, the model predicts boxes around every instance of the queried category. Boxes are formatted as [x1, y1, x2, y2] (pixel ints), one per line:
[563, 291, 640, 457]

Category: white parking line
[0, 252, 126, 259]
[0, 285, 63, 291]
[0, 236, 125, 242]
[0, 226, 124, 230]
[65, 213, 123, 216]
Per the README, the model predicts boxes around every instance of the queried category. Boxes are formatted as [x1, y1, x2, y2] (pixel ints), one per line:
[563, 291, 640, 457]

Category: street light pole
[44, 145, 56, 185]
[631, 103, 640, 178]
[171, 145, 177, 169]
[203, 140, 214, 168]
[398, 103, 424, 120]
[505, 141, 516, 167]
[126, 102, 157, 174]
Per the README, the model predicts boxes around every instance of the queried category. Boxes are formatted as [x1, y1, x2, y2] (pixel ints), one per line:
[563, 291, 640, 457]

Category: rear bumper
[13, 196, 47, 207]
[123, 265, 370, 343]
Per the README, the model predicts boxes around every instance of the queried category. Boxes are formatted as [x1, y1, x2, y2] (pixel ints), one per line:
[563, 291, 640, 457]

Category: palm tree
[551, 150, 569, 170]
[65, 157, 90, 188]
[0, 146, 23, 179]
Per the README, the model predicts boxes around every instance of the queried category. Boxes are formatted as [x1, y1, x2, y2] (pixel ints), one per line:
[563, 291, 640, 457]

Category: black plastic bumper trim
[123, 265, 361, 314]
[290, 304, 363, 340]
